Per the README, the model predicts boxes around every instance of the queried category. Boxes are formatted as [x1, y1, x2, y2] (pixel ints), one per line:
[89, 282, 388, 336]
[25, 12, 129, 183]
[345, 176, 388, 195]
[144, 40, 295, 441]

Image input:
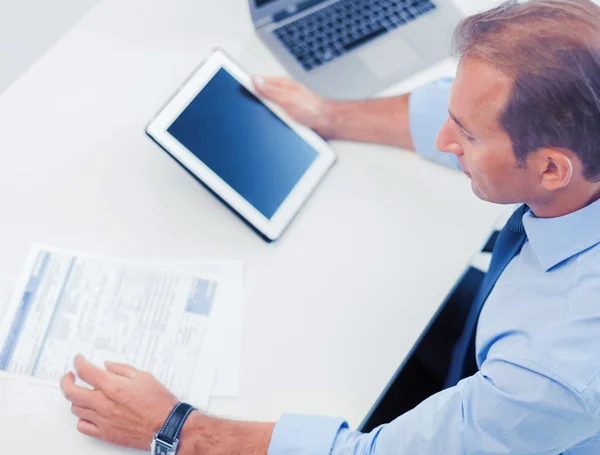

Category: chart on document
[0, 245, 227, 408]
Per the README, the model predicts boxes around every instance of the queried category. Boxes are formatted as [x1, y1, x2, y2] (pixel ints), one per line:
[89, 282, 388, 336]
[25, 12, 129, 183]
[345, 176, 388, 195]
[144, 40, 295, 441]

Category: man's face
[435, 58, 539, 204]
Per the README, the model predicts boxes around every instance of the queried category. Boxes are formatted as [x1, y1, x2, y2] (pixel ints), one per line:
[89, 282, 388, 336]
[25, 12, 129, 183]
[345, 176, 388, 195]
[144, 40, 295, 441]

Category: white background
[0, 0, 101, 95]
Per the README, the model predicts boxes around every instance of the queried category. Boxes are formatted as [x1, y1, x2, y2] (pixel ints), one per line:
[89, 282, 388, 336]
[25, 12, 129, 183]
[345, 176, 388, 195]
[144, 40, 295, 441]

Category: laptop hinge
[255, 16, 274, 28]
[271, 0, 329, 23]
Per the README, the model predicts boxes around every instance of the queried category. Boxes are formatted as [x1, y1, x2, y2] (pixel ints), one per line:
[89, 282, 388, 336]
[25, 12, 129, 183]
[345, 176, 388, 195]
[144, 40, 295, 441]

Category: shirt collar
[522, 197, 600, 271]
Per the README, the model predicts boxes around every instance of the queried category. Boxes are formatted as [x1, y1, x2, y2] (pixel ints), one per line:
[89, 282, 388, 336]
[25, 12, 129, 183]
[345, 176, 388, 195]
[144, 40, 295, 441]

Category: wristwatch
[151, 402, 196, 455]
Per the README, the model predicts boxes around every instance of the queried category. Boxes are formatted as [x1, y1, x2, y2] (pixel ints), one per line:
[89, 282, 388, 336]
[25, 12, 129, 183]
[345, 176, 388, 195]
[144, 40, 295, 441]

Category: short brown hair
[453, 0, 600, 181]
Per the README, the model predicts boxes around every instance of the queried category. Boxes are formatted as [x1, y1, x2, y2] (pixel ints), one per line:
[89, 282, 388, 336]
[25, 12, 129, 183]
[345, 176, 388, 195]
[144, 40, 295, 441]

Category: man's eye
[459, 128, 476, 142]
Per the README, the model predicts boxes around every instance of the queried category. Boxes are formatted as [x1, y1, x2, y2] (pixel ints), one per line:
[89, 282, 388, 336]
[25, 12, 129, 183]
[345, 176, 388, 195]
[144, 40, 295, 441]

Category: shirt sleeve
[267, 414, 347, 455]
[268, 356, 599, 455]
[408, 77, 460, 170]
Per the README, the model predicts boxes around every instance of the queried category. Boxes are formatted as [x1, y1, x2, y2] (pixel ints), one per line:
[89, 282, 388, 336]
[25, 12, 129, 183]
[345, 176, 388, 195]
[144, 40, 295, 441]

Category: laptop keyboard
[274, 0, 436, 72]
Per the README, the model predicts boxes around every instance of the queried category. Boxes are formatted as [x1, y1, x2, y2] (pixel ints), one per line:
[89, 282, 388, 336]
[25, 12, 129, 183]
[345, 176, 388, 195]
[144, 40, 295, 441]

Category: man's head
[435, 0, 600, 216]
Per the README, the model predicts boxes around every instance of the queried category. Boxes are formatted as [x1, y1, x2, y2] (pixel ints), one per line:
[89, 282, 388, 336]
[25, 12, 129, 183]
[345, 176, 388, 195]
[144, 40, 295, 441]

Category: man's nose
[435, 119, 463, 156]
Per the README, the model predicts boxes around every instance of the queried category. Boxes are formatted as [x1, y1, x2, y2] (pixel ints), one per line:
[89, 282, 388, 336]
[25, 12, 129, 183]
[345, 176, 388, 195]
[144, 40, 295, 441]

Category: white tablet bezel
[146, 49, 337, 241]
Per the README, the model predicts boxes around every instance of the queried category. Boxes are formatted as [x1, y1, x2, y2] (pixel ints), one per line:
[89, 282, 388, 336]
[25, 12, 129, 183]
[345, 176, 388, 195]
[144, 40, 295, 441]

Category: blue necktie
[444, 205, 528, 388]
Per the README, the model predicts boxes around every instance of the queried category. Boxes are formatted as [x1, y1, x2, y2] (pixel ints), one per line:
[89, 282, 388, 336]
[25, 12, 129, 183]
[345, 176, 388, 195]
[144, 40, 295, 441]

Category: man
[61, 0, 600, 454]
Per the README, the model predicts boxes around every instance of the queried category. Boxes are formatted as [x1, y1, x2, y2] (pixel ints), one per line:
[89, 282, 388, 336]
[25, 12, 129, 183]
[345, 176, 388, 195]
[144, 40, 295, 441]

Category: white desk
[0, 0, 506, 452]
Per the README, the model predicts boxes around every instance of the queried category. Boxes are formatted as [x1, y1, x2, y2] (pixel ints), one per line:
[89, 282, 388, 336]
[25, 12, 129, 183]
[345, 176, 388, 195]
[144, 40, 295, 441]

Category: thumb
[253, 76, 271, 96]
[105, 361, 138, 379]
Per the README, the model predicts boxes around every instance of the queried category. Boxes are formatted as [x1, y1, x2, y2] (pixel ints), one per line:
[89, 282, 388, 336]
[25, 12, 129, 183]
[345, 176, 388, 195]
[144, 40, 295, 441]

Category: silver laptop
[249, 0, 463, 99]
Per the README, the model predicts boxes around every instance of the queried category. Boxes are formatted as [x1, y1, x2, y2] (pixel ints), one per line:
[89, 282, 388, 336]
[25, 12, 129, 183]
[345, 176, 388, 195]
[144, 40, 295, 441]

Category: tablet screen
[167, 68, 319, 220]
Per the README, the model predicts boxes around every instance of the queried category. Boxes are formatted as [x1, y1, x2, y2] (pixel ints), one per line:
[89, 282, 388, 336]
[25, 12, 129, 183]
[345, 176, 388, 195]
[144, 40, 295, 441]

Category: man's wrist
[177, 411, 275, 455]
[313, 94, 415, 149]
[315, 99, 340, 139]
[177, 411, 203, 455]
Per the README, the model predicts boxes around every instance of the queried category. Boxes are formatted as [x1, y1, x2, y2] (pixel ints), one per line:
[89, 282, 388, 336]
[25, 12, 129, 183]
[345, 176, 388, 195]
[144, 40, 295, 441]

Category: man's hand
[253, 76, 415, 149]
[60, 354, 179, 450]
[253, 76, 334, 137]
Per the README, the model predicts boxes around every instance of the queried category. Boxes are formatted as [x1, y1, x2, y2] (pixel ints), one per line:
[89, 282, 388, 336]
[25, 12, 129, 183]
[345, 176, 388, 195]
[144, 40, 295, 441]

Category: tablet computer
[146, 49, 337, 241]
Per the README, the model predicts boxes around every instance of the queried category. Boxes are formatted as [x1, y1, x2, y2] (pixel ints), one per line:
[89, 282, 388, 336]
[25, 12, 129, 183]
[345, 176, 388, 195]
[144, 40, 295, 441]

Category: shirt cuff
[409, 77, 461, 170]
[268, 413, 348, 455]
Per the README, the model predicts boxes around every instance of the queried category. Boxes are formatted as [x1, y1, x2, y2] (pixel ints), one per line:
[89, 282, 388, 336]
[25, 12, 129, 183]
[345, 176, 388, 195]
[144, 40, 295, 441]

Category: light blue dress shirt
[267, 78, 600, 455]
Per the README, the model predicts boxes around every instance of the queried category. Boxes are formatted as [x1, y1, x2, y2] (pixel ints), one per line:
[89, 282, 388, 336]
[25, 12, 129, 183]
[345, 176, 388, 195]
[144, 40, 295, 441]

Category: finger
[104, 361, 138, 379]
[61, 371, 98, 408]
[77, 419, 102, 439]
[74, 354, 112, 390]
[255, 87, 296, 109]
[254, 75, 291, 89]
[71, 404, 97, 422]
[253, 77, 294, 99]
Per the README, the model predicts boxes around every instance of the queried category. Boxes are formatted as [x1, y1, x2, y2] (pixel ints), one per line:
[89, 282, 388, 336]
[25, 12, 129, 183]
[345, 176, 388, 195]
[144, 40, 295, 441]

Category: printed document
[0, 245, 230, 409]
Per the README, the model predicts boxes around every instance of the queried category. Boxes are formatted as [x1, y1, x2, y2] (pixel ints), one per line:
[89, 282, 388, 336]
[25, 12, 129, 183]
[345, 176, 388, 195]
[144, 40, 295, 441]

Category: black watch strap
[157, 402, 196, 447]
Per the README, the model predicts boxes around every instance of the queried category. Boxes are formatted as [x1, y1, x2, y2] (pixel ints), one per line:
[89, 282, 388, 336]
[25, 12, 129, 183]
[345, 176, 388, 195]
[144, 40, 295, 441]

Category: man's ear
[537, 148, 574, 191]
